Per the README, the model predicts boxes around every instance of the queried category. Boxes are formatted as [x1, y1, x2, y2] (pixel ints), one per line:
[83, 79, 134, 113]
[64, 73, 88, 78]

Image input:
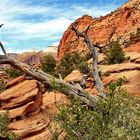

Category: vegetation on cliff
[41, 54, 57, 75]
[104, 41, 125, 64]
[0, 112, 17, 140]
[54, 80, 140, 140]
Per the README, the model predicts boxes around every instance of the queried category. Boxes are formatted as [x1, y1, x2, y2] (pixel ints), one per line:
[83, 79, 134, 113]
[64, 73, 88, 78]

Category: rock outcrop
[0, 76, 68, 139]
[63, 51, 140, 96]
[58, 0, 140, 61]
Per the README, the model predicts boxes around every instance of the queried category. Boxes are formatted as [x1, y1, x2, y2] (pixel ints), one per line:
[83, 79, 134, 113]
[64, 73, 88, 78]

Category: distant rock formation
[16, 46, 57, 67]
[58, 0, 140, 61]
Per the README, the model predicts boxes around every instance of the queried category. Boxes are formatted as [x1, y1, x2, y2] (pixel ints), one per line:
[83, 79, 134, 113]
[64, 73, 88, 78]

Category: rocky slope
[58, 0, 140, 61]
[64, 51, 140, 96]
[0, 52, 140, 139]
[0, 76, 68, 139]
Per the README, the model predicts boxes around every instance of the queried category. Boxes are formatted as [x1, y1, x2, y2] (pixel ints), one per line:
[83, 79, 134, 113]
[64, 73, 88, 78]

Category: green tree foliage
[85, 51, 93, 61]
[54, 80, 140, 140]
[5, 67, 23, 79]
[56, 52, 89, 78]
[0, 82, 5, 93]
[41, 54, 56, 75]
[136, 27, 140, 37]
[0, 112, 17, 140]
[105, 41, 125, 64]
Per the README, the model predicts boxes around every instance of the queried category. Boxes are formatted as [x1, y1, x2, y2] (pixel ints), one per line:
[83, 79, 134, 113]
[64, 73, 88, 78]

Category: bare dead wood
[72, 24, 106, 99]
[0, 42, 7, 55]
[0, 41, 101, 107]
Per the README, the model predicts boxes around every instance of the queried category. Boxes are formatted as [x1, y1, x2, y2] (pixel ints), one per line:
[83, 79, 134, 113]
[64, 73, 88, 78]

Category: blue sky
[0, 0, 128, 53]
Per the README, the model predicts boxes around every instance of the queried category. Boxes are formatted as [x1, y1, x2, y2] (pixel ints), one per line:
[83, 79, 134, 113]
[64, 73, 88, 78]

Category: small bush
[5, 67, 23, 79]
[41, 54, 56, 75]
[103, 71, 111, 77]
[105, 41, 125, 64]
[54, 80, 140, 140]
[85, 52, 93, 61]
[56, 52, 89, 78]
[0, 82, 5, 93]
[78, 61, 90, 74]
[0, 112, 17, 140]
[136, 27, 140, 37]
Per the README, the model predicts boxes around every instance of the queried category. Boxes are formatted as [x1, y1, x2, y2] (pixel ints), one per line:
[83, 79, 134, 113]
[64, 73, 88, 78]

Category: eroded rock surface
[58, 0, 140, 61]
[0, 77, 68, 139]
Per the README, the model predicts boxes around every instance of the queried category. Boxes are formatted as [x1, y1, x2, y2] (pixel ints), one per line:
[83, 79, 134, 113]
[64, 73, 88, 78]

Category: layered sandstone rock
[99, 61, 140, 96]
[64, 70, 84, 83]
[0, 76, 68, 139]
[58, 0, 140, 61]
[63, 51, 140, 96]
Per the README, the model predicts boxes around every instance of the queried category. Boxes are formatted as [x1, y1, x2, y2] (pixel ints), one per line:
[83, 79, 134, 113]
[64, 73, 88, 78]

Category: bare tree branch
[0, 24, 4, 28]
[0, 41, 7, 55]
[72, 24, 106, 99]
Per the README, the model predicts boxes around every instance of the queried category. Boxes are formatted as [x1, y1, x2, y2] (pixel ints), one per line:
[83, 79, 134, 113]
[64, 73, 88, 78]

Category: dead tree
[0, 25, 106, 107]
[72, 24, 106, 98]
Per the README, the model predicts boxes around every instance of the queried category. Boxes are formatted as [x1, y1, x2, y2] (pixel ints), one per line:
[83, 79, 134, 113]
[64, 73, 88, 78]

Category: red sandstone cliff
[58, 0, 140, 61]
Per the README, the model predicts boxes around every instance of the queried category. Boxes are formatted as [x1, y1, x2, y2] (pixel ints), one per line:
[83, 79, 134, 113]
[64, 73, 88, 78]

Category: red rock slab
[0, 80, 37, 101]
[5, 75, 25, 89]
[9, 111, 49, 139]
[64, 70, 83, 83]
[8, 101, 34, 119]
[23, 129, 52, 140]
[1, 88, 38, 109]
[9, 91, 42, 119]
[42, 92, 69, 118]
[99, 62, 140, 74]
[135, 57, 140, 63]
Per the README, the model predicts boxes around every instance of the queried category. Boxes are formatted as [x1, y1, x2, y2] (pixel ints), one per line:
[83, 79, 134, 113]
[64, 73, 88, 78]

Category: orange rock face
[58, 0, 140, 61]
[0, 76, 68, 139]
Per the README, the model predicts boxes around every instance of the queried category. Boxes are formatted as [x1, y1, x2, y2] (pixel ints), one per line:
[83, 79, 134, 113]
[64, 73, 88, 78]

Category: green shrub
[78, 61, 90, 74]
[105, 41, 125, 64]
[124, 39, 133, 48]
[0, 112, 17, 140]
[54, 80, 140, 140]
[0, 82, 5, 93]
[56, 52, 89, 78]
[103, 71, 111, 77]
[136, 27, 140, 37]
[5, 67, 23, 79]
[41, 54, 56, 75]
[85, 52, 93, 61]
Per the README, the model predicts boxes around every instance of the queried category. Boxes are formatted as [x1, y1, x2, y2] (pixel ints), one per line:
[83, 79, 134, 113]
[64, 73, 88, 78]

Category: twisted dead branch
[72, 24, 106, 98]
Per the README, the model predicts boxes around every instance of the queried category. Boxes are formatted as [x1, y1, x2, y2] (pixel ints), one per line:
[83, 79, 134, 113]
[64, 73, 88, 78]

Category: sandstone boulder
[0, 80, 37, 102]
[102, 70, 140, 96]
[5, 75, 25, 89]
[9, 111, 49, 139]
[64, 70, 84, 83]
[99, 62, 140, 75]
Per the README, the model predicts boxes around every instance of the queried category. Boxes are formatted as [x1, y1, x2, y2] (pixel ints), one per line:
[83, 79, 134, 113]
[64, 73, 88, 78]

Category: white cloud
[52, 41, 59, 46]
[1, 41, 8, 45]
[0, 0, 119, 52]
[0, 46, 32, 54]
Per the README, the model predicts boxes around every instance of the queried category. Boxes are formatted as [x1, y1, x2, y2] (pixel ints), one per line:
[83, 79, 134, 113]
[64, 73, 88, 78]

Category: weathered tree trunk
[72, 24, 106, 98]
